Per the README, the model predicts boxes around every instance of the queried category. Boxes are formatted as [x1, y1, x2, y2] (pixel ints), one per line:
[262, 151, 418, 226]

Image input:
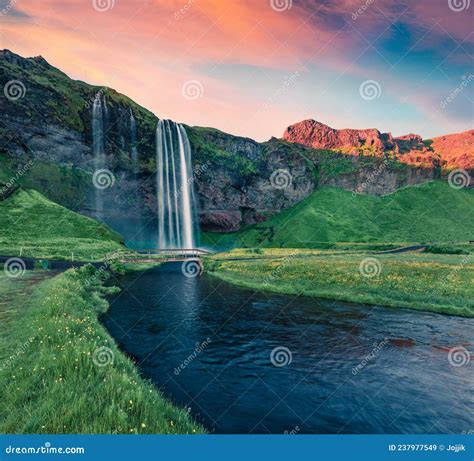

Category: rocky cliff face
[188, 130, 316, 231]
[283, 119, 473, 172]
[431, 130, 474, 170]
[0, 50, 449, 238]
[283, 119, 397, 152]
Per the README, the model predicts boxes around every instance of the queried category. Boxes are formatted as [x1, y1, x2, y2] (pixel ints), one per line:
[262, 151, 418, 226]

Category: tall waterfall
[156, 120, 197, 249]
[130, 109, 139, 172]
[92, 93, 106, 219]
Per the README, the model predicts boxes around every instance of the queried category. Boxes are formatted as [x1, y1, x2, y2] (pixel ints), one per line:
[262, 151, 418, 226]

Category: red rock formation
[283, 119, 394, 152]
[430, 130, 474, 170]
[283, 119, 473, 171]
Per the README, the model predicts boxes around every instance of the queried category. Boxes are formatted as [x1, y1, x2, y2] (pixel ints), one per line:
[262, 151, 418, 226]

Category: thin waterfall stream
[92, 93, 106, 220]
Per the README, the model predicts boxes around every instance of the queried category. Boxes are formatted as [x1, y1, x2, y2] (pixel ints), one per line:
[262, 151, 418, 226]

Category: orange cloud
[1, 0, 471, 140]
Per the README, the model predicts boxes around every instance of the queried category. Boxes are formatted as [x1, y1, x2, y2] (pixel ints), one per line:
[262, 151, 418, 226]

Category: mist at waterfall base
[91, 97, 199, 249]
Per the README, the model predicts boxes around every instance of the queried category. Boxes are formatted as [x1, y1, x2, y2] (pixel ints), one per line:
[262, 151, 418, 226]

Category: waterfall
[156, 120, 197, 249]
[92, 93, 106, 219]
[130, 109, 139, 173]
[129, 109, 145, 245]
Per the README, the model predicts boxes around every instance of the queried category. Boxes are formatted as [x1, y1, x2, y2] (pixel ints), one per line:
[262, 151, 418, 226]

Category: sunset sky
[1, 0, 472, 140]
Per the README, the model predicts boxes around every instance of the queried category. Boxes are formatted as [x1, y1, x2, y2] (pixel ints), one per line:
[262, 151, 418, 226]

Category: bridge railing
[114, 248, 211, 261]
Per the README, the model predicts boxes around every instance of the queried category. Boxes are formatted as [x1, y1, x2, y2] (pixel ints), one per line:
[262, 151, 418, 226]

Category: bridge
[115, 248, 211, 275]
[116, 248, 211, 262]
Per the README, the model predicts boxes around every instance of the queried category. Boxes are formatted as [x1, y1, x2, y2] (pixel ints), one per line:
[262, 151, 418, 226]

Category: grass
[0, 266, 204, 434]
[206, 249, 474, 317]
[0, 271, 53, 331]
[203, 181, 474, 250]
[0, 188, 124, 260]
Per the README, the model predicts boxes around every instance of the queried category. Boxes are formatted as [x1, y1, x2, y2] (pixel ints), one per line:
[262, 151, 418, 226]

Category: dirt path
[0, 271, 57, 332]
[373, 245, 426, 254]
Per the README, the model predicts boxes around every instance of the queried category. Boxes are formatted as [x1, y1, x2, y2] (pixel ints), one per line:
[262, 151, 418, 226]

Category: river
[101, 264, 472, 434]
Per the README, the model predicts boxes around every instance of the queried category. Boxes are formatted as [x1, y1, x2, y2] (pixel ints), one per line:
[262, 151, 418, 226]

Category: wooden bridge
[116, 248, 211, 263]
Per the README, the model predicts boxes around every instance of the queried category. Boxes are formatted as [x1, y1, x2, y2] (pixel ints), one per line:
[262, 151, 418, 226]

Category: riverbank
[206, 249, 473, 317]
[0, 267, 204, 434]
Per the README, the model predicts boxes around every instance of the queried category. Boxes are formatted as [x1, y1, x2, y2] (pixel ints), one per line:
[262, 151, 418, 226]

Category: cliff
[283, 119, 473, 171]
[0, 50, 446, 237]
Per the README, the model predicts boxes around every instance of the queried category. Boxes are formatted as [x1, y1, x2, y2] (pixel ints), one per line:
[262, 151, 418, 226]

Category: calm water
[102, 264, 472, 434]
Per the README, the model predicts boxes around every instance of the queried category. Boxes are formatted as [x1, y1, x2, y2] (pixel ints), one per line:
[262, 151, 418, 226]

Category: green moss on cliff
[187, 126, 259, 178]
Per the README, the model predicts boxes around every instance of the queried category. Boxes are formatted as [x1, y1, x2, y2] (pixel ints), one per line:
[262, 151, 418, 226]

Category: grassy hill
[0, 188, 124, 260]
[202, 181, 474, 250]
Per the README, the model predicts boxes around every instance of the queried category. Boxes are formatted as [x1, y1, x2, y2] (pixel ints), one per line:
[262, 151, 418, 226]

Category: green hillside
[203, 181, 474, 249]
[0, 188, 124, 260]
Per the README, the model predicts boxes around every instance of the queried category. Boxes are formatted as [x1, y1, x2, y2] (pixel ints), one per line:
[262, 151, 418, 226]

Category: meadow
[202, 181, 474, 250]
[206, 249, 474, 317]
[0, 267, 204, 434]
[0, 188, 124, 261]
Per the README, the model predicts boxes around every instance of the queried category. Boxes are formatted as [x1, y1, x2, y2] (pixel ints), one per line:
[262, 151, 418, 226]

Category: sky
[0, 0, 472, 141]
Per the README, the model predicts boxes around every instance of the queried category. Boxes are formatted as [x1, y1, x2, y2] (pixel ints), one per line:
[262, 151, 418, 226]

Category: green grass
[203, 181, 474, 249]
[0, 271, 53, 330]
[206, 249, 474, 317]
[0, 267, 204, 434]
[0, 188, 124, 260]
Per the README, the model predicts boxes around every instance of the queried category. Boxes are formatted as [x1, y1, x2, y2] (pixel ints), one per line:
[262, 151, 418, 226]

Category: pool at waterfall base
[101, 264, 472, 434]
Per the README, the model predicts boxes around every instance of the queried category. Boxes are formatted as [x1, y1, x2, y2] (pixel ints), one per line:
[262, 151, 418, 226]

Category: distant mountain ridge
[283, 119, 473, 171]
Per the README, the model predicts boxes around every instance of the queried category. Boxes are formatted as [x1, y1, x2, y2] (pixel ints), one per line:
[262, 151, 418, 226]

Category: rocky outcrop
[283, 119, 397, 152]
[283, 119, 473, 173]
[394, 134, 424, 152]
[431, 130, 474, 170]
